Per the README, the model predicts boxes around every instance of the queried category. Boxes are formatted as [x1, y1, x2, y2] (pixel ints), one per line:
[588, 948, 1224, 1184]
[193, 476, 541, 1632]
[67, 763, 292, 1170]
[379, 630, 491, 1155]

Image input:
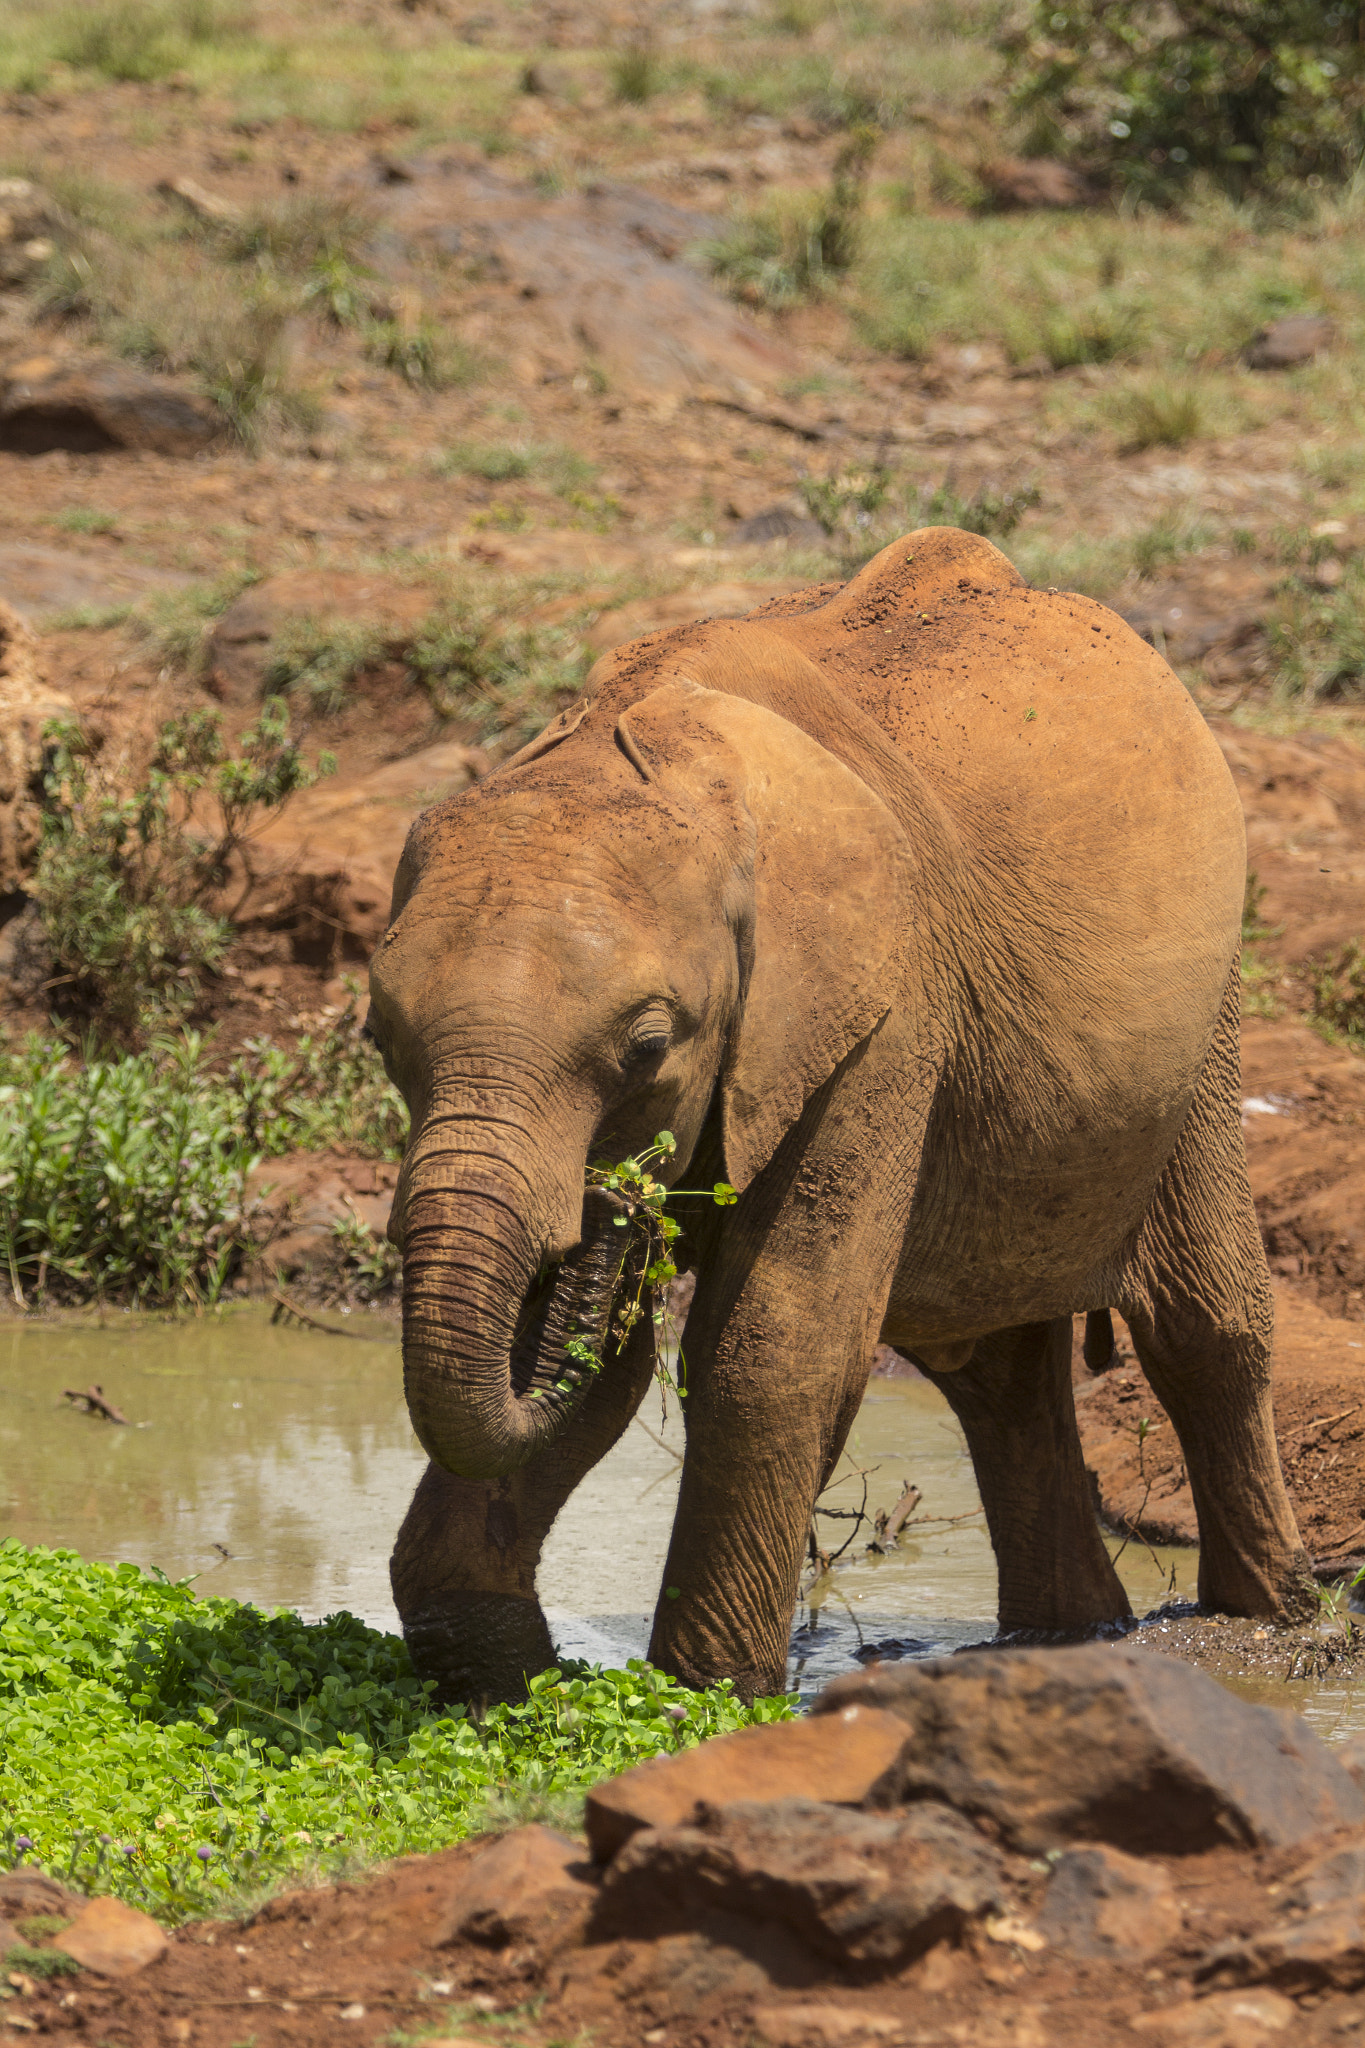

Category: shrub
[52, 0, 254, 82]
[911, 477, 1041, 539]
[0, 1540, 792, 1923]
[409, 601, 590, 749]
[705, 125, 878, 308]
[1112, 380, 1204, 452]
[1267, 562, 1365, 700]
[0, 1034, 258, 1308]
[33, 701, 332, 1036]
[1309, 940, 1365, 1039]
[1000, 1, 1365, 198]
[0, 1008, 405, 1308]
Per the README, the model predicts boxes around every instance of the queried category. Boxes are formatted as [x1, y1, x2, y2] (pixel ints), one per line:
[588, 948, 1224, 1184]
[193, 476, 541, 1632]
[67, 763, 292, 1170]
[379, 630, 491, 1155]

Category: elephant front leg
[648, 1081, 920, 1699]
[391, 1320, 656, 1704]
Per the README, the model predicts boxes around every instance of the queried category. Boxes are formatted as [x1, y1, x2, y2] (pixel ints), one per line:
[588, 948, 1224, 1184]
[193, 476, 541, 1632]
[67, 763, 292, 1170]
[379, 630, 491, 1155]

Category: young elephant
[368, 526, 1312, 1706]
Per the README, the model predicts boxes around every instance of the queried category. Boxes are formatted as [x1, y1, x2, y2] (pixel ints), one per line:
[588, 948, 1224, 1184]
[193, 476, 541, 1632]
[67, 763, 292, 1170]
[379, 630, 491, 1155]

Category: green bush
[1309, 939, 1365, 1039]
[0, 1012, 406, 1308]
[0, 1541, 792, 1923]
[705, 126, 877, 307]
[33, 701, 332, 1036]
[1000, 1, 1365, 197]
[53, 0, 254, 82]
[0, 1035, 258, 1308]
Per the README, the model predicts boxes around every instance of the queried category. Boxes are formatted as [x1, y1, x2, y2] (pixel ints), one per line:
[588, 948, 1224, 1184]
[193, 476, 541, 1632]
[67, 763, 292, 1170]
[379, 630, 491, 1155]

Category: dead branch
[63, 1384, 128, 1424]
[868, 1480, 922, 1552]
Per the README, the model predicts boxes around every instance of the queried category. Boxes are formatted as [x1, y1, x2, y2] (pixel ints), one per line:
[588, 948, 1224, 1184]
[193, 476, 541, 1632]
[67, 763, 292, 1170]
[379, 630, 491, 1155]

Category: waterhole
[2, 1305, 1358, 1738]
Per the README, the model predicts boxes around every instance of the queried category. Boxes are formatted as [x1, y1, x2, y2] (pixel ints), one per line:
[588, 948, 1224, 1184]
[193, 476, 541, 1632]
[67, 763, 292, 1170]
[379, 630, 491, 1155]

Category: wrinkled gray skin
[368, 531, 1313, 1707]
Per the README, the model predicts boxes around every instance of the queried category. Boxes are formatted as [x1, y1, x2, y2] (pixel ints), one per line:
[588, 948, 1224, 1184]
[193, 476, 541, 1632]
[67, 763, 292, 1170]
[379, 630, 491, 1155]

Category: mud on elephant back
[363, 526, 1316, 1706]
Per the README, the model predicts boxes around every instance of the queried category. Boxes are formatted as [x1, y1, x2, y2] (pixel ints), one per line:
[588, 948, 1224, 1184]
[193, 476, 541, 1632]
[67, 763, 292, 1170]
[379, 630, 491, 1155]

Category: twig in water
[63, 1384, 128, 1424]
[868, 1480, 922, 1551]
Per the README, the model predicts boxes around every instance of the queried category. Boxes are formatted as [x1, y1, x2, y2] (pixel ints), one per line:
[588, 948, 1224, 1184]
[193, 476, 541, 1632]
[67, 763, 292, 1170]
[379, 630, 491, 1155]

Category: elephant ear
[616, 681, 910, 1192]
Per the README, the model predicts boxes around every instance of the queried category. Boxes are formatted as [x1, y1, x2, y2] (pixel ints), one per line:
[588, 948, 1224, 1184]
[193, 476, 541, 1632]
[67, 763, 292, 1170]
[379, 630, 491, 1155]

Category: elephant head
[367, 656, 910, 1485]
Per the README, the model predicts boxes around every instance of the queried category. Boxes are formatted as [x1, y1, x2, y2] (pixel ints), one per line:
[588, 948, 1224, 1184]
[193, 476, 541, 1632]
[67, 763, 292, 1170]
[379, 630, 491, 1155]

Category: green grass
[0, 1540, 792, 1925]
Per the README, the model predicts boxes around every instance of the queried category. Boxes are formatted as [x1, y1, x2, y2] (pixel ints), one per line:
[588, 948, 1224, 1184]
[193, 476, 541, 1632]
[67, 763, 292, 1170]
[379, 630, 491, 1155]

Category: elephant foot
[1198, 1542, 1319, 1626]
[403, 1591, 558, 1707]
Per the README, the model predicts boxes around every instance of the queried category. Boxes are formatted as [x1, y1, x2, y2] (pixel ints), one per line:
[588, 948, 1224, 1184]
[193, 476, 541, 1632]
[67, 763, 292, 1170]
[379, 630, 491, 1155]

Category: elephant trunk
[402, 1173, 633, 1482]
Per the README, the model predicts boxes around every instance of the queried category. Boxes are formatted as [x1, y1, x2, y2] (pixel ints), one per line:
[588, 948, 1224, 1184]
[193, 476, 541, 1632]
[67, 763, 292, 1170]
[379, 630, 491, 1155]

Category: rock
[0, 179, 62, 286]
[813, 1643, 1365, 1854]
[247, 1151, 398, 1274]
[0, 356, 222, 457]
[1244, 314, 1332, 370]
[979, 158, 1097, 210]
[53, 1895, 168, 1978]
[1036, 1843, 1181, 1961]
[206, 570, 436, 707]
[0, 1867, 83, 1917]
[558, 1918, 817, 2013]
[1338, 1734, 1365, 1790]
[730, 504, 828, 548]
[0, 596, 71, 893]
[584, 1706, 909, 1863]
[596, 1798, 1004, 1973]
[751, 2005, 902, 2042]
[385, 165, 801, 403]
[1280, 1840, 1365, 1913]
[0, 540, 192, 624]
[1131, 1987, 1298, 2037]
[439, 1825, 597, 1950]
[869, 1345, 921, 1379]
[156, 174, 243, 227]
[1200, 1903, 1365, 1994]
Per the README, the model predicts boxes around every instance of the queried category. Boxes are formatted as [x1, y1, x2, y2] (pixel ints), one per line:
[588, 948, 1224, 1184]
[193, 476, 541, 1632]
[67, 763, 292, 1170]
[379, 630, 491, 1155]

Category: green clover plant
[551, 1133, 736, 1400]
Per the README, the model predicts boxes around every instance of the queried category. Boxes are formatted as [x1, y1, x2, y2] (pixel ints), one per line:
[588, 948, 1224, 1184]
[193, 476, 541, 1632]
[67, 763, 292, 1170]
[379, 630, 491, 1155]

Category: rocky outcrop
[813, 1643, 1364, 1853]
[0, 598, 70, 893]
[0, 355, 221, 456]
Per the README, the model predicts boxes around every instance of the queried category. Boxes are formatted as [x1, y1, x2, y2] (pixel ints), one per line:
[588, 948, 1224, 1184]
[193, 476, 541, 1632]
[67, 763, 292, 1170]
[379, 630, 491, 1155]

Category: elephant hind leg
[1114, 978, 1314, 1621]
[919, 1317, 1131, 1632]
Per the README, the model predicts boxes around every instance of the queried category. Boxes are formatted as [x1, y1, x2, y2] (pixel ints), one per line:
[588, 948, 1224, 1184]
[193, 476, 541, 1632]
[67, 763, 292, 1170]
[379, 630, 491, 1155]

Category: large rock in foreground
[596, 1797, 1005, 1974]
[814, 1643, 1365, 1854]
[585, 1705, 908, 1862]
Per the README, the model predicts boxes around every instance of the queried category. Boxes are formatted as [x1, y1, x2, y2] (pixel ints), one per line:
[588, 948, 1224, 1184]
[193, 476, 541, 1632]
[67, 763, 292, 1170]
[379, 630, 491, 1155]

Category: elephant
[367, 526, 1313, 1707]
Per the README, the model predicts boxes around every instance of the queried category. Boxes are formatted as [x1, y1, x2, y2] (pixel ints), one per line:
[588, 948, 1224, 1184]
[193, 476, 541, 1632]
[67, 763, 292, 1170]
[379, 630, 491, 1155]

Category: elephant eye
[622, 1010, 672, 1067]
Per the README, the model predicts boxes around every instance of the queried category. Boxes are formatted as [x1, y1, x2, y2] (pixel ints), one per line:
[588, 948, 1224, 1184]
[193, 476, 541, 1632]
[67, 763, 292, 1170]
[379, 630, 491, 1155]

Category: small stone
[53, 1896, 168, 1979]
[585, 1705, 908, 1863]
[339, 2002, 366, 2020]
[979, 157, 1098, 210]
[596, 1797, 1004, 1973]
[751, 2005, 901, 2042]
[1130, 1986, 1298, 2036]
[1038, 1844, 1181, 1961]
[814, 1644, 1365, 1854]
[984, 1913, 1047, 1952]
[439, 1826, 597, 1950]
[1244, 313, 1332, 370]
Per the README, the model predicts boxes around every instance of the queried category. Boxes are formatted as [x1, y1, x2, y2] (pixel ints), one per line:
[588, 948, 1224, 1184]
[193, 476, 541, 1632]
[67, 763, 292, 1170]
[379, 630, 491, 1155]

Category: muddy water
[1, 1307, 1359, 1739]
